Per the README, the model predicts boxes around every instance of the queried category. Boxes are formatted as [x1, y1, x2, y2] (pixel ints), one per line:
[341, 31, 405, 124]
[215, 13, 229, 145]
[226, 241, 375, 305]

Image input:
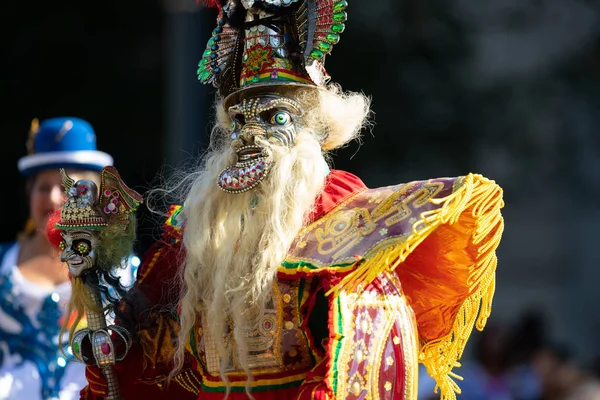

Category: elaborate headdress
[56, 166, 142, 231]
[197, 0, 348, 105]
[18, 117, 113, 176]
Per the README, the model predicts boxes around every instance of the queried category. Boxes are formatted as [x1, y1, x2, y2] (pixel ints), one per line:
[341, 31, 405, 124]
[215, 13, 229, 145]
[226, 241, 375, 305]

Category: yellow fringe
[327, 174, 504, 400]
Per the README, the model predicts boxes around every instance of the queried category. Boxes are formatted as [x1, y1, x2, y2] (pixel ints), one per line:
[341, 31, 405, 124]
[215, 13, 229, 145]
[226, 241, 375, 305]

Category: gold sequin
[283, 294, 291, 303]
[356, 350, 363, 362]
[385, 381, 392, 391]
[386, 356, 394, 366]
[352, 381, 361, 396]
[284, 321, 294, 330]
[288, 348, 297, 357]
[393, 336, 401, 345]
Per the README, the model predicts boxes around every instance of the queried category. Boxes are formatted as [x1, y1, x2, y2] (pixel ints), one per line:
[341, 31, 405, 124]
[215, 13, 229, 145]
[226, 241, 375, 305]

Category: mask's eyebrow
[228, 97, 303, 120]
[228, 104, 244, 118]
[227, 104, 245, 119]
[257, 98, 302, 116]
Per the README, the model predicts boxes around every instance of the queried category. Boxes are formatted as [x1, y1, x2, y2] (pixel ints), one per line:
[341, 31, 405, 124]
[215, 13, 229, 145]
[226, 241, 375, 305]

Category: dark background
[2, 0, 600, 392]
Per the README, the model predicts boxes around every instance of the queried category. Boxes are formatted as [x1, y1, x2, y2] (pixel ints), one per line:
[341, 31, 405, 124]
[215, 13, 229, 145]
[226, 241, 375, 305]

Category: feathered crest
[56, 166, 143, 231]
[196, 0, 348, 96]
[60, 168, 75, 192]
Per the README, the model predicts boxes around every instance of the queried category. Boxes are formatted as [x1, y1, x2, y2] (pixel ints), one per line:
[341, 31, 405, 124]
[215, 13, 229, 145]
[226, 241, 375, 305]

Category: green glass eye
[271, 112, 290, 126]
[232, 120, 239, 131]
[75, 241, 90, 256]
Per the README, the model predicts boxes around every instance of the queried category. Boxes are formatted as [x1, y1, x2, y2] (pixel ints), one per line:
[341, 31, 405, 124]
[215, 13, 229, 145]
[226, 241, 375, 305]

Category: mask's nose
[239, 123, 264, 145]
[60, 250, 72, 262]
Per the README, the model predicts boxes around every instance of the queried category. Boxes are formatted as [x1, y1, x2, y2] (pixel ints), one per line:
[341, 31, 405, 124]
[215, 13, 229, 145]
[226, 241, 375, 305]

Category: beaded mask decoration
[57, 166, 143, 277]
[218, 94, 302, 193]
[197, 0, 348, 101]
[199, 0, 347, 194]
[59, 230, 100, 278]
[57, 166, 142, 230]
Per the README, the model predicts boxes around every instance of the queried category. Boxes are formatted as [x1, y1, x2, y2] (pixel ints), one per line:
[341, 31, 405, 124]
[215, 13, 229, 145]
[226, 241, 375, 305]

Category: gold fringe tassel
[327, 174, 504, 400]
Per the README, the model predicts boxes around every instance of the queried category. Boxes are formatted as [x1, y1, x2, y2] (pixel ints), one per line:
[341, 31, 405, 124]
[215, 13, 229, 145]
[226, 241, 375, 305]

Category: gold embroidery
[336, 289, 413, 400]
[286, 181, 448, 267]
[196, 279, 313, 379]
[351, 339, 368, 363]
[347, 373, 366, 397]
[386, 272, 418, 400]
[398, 293, 418, 400]
[356, 311, 373, 335]
[370, 300, 397, 400]
[315, 208, 377, 259]
[174, 370, 202, 395]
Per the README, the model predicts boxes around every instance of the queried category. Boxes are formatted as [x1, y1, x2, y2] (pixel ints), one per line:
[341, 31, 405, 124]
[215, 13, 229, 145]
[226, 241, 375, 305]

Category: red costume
[82, 170, 503, 400]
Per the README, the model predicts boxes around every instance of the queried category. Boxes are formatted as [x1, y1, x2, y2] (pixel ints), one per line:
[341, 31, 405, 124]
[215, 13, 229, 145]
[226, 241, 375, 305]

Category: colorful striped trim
[240, 70, 314, 86]
[328, 295, 344, 395]
[278, 260, 356, 279]
[162, 204, 184, 243]
[201, 372, 307, 392]
[297, 278, 320, 364]
[55, 223, 107, 230]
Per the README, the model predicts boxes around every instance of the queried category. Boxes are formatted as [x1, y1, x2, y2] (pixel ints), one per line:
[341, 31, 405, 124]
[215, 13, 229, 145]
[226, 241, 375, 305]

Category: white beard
[178, 129, 329, 375]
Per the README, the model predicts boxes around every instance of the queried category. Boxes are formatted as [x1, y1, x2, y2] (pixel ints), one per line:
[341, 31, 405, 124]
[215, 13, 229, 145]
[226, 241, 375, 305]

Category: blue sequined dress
[0, 243, 86, 400]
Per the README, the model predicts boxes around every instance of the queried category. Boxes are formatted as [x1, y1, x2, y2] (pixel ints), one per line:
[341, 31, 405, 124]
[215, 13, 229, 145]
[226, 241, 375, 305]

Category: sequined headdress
[56, 166, 143, 231]
[197, 0, 348, 104]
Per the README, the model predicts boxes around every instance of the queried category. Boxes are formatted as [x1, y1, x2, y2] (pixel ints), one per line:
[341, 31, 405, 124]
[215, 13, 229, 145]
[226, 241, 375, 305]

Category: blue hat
[18, 117, 113, 176]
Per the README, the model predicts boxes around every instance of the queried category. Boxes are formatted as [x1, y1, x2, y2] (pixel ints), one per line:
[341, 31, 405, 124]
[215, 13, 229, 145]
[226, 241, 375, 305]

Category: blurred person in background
[419, 323, 515, 400]
[456, 324, 514, 400]
[534, 343, 600, 400]
[0, 117, 115, 400]
[504, 311, 545, 400]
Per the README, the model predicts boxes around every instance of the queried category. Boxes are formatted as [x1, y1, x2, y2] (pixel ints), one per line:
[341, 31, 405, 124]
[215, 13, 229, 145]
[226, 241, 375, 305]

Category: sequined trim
[330, 288, 418, 400]
[191, 279, 314, 391]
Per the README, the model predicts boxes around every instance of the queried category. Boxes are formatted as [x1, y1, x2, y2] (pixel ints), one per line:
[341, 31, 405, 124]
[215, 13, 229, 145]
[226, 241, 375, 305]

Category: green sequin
[332, 23, 345, 33]
[333, 12, 347, 22]
[310, 49, 324, 60]
[326, 33, 341, 44]
[318, 42, 332, 52]
[198, 70, 212, 82]
[333, 0, 348, 12]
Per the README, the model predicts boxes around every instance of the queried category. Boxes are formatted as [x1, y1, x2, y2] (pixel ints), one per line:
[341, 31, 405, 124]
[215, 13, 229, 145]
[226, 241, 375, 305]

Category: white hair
[170, 85, 371, 395]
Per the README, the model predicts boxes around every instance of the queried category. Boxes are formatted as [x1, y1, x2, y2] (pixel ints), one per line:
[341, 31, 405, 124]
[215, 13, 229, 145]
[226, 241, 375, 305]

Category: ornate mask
[55, 167, 143, 273]
[217, 94, 302, 193]
[59, 230, 99, 277]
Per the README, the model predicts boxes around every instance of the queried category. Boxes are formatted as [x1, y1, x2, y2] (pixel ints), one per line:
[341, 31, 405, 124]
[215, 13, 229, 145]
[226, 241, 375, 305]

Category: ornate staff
[55, 166, 142, 400]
